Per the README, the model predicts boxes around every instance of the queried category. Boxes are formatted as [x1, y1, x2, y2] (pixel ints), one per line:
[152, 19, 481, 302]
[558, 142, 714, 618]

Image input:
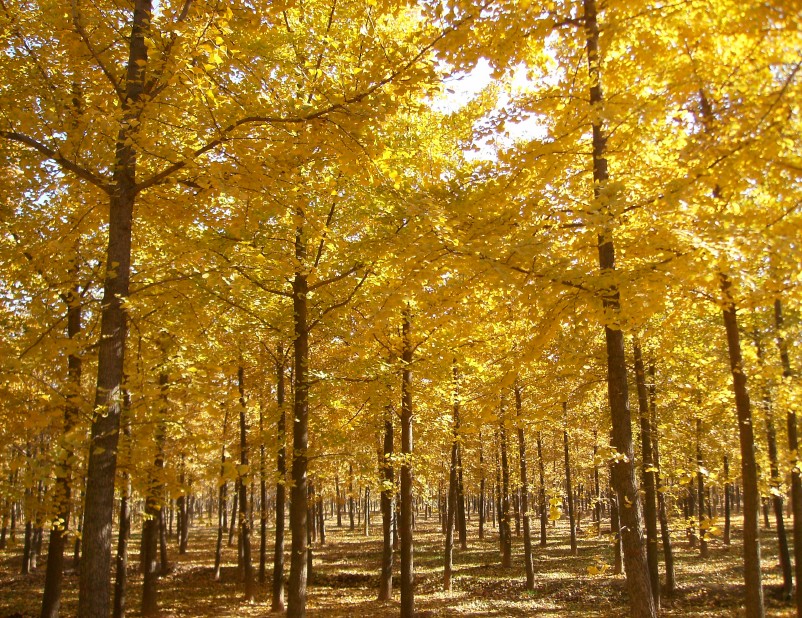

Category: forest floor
[0, 512, 796, 617]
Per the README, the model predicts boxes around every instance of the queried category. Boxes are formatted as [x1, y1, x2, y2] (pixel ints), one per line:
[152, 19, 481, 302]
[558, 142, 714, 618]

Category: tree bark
[775, 298, 802, 617]
[41, 274, 82, 618]
[287, 219, 310, 618]
[515, 386, 535, 590]
[400, 308, 415, 618]
[649, 363, 675, 595]
[724, 454, 731, 546]
[478, 432, 485, 541]
[582, 1, 655, 614]
[720, 273, 764, 618]
[563, 415, 577, 557]
[272, 348, 287, 612]
[379, 406, 394, 600]
[499, 401, 512, 568]
[238, 366, 255, 602]
[214, 407, 230, 582]
[633, 339, 659, 607]
[537, 431, 547, 546]
[112, 394, 132, 618]
[78, 2, 152, 614]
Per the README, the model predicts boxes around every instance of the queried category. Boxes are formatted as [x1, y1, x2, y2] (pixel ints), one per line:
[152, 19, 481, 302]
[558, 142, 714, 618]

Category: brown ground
[0, 512, 796, 617]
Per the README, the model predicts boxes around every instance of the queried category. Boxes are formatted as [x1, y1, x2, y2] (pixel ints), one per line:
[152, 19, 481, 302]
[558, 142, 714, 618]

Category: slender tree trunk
[287, 220, 310, 618]
[456, 448, 467, 550]
[720, 273, 764, 618]
[400, 308, 415, 618]
[112, 395, 132, 618]
[259, 401, 268, 585]
[272, 348, 287, 612]
[563, 418, 577, 556]
[649, 364, 675, 595]
[537, 431, 547, 546]
[582, 1, 654, 614]
[335, 474, 342, 528]
[444, 366, 459, 592]
[238, 366, 255, 602]
[633, 339, 659, 607]
[610, 488, 623, 575]
[478, 433, 485, 541]
[41, 276, 82, 618]
[695, 418, 709, 559]
[724, 455, 731, 546]
[78, 2, 152, 613]
[775, 298, 802, 617]
[142, 348, 169, 617]
[379, 407, 394, 600]
[214, 408, 230, 582]
[349, 464, 355, 532]
[516, 387, 534, 590]
[593, 434, 602, 537]
[499, 402, 512, 568]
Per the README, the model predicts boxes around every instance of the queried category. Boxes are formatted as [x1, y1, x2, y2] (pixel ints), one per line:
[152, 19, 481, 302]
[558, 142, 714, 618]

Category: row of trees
[0, 0, 800, 617]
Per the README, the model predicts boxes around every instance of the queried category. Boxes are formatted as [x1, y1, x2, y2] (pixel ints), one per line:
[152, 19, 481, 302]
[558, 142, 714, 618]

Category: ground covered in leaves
[0, 512, 796, 617]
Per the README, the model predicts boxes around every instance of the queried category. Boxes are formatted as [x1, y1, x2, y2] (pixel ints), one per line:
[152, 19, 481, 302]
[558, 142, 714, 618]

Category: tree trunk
[457, 448, 467, 550]
[259, 402, 268, 585]
[724, 455, 731, 546]
[41, 271, 82, 618]
[142, 350, 169, 617]
[633, 339, 659, 607]
[720, 272, 764, 618]
[696, 418, 708, 559]
[444, 366, 460, 592]
[238, 366, 255, 602]
[516, 386, 535, 590]
[112, 395, 132, 618]
[335, 474, 342, 528]
[400, 308, 415, 618]
[563, 418, 577, 556]
[379, 407, 394, 601]
[78, 2, 152, 613]
[287, 219, 310, 618]
[478, 433, 485, 541]
[349, 464, 355, 532]
[649, 364, 675, 595]
[499, 402, 512, 568]
[272, 348, 287, 612]
[610, 489, 623, 575]
[582, 1, 655, 614]
[537, 431, 547, 546]
[214, 408, 230, 582]
[775, 298, 802, 617]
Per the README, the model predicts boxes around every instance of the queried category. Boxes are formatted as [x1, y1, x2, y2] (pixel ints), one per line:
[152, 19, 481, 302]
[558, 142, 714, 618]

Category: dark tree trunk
[516, 386, 535, 590]
[379, 407, 394, 601]
[112, 396, 132, 618]
[287, 219, 310, 618]
[724, 455, 732, 546]
[593, 433, 602, 536]
[41, 273, 82, 618]
[563, 421, 577, 556]
[238, 366, 255, 602]
[775, 298, 802, 617]
[259, 402, 268, 585]
[499, 403, 512, 568]
[478, 433, 485, 541]
[753, 328, 793, 599]
[335, 474, 342, 528]
[142, 352, 169, 617]
[633, 339, 659, 607]
[78, 2, 152, 614]
[444, 366, 459, 591]
[720, 273, 764, 618]
[400, 309, 415, 618]
[214, 408, 230, 582]
[582, 1, 655, 614]
[349, 464, 355, 532]
[537, 431, 547, 546]
[456, 448, 467, 550]
[228, 483, 239, 547]
[696, 418, 708, 558]
[272, 348, 287, 612]
[649, 364, 675, 595]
